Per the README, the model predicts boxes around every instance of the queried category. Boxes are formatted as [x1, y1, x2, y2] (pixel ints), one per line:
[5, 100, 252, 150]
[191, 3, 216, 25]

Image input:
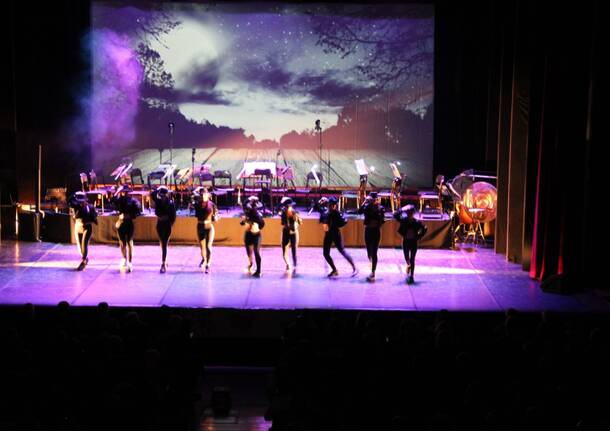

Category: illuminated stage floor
[0, 241, 607, 312]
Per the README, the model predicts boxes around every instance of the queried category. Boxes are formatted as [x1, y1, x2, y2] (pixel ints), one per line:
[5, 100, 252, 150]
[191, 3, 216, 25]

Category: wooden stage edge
[68, 215, 453, 249]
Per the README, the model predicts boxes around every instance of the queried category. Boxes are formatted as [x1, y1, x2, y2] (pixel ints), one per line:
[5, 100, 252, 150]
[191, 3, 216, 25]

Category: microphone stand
[191, 148, 196, 186]
[327, 145, 331, 187]
[169, 123, 174, 165]
[315, 120, 322, 201]
[168, 123, 175, 190]
[316, 124, 322, 188]
[315, 121, 331, 189]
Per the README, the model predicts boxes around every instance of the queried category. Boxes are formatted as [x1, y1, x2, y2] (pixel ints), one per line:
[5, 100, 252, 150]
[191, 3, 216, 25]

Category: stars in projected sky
[134, 4, 433, 140]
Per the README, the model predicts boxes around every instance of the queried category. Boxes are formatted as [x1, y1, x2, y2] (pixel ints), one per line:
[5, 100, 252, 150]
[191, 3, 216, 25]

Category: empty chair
[130, 168, 144, 188]
[305, 171, 323, 188]
[196, 164, 214, 188]
[213, 169, 232, 188]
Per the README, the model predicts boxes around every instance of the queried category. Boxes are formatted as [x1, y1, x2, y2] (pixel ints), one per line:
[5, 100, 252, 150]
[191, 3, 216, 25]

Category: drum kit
[446, 171, 498, 247]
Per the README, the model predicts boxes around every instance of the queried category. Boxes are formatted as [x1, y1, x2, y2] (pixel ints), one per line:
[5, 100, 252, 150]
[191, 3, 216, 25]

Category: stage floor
[0, 241, 607, 312]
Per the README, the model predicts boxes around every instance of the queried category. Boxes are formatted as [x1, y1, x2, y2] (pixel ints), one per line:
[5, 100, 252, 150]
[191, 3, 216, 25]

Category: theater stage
[1, 241, 607, 312]
[43, 209, 453, 248]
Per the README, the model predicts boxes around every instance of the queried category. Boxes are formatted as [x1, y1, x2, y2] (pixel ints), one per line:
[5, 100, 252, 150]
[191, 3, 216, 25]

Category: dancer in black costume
[112, 185, 141, 272]
[358, 191, 385, 281]
[151, 185, 176, 273]
[319, 196, 357, 277]
[240, 196, 265, 277]
[279, 197, 301, 271]
[394, 204, 427, 284]
[68, 191, 97, 270]
[192, 187, 218, 273]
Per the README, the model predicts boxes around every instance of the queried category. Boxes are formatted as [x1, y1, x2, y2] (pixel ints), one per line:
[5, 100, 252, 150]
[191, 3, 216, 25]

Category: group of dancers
[68, 187, 427, 283]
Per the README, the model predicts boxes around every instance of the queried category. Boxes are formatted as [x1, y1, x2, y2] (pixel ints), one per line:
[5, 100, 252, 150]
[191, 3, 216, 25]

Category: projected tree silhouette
[312, 13, 433, 91]
[95, 7, 180, 88]
[136, 44, 174, 89]
[95, 7, 180, 47]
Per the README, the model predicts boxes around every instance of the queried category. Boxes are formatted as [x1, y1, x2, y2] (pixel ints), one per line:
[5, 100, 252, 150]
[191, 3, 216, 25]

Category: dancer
[112, 185, 141, 272]
[192, 187, 218, 273]
[240, 196, 265, 277]
[151, 185, 176, 273]
[358, 191, 385, 281]
[68, 191, 97, 270]
[319, 196, 357, 277]
[394, 204, 428, 284]
[279, 197, 301, 271]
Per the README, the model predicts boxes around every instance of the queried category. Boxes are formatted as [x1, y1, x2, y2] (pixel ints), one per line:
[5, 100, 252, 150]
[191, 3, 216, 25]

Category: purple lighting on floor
[2, 242, 596, 312]
[91, 29, 142, 156]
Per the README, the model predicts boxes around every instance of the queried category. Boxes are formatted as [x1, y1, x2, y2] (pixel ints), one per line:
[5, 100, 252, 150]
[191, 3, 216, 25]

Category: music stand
[175, 168, 193, 185]
[254, 168, 273, 213]
[389, 163, 403, 212]
[213, 170, 232, 188]
[89, 170, 98, 190]
[276, 165, 294, 189]
[306, 167, 323, 207]
[80, 172, 89, 192]
[147, 164, 176, 189]
[111, 159, 133, 184]
[354, 159, 369, 203]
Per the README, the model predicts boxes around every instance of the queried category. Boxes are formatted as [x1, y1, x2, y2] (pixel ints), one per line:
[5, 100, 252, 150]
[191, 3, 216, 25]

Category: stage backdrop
[89, 2, 434, 188]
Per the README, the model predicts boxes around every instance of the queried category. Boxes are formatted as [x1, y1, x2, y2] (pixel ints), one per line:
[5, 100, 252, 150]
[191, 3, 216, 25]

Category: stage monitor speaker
[540, 274, 577, 294]
[41, 211, 72, 243]
[18, 211, 41, 241]
[1, 207, 17, 238]
[211, 386, 232, 417]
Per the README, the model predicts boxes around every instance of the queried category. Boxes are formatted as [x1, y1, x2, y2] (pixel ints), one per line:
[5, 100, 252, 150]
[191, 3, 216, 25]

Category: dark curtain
[527, 3, 597, 289]
[437, 0, 599, 290]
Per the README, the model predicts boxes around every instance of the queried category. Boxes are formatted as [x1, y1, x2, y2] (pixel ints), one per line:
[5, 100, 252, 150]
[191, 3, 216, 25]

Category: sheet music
[277, 166, 294, 180]
[111, 164, 126, 178]
[175, 168, 192, 181]
[162, 164, 176, 180]
[310, 166, 320, 186]
[200, 164, 211, 174]
[354, 159, 369, 176]
[239, 162, 277, 178]
[112, 163, 132, 181]
[390, 163, 401, 178]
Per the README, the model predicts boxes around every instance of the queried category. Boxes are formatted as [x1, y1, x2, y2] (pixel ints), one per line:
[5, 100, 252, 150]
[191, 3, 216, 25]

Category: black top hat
[193, 186, 209, 196]
[73, 191, 87, 202]
[280, 196, 294, 206]
[245, 197, 262, 211]
[328, 196, 339, 205]
[368, 192, 378, 199]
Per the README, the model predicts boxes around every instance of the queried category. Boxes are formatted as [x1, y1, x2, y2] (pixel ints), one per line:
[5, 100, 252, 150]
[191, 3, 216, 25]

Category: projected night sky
[91, 2, 434, 185]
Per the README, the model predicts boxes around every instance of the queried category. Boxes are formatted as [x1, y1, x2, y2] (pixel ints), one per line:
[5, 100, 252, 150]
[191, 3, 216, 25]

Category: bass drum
[456, 201, 475, 225]
[457, 181, 497, 224]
